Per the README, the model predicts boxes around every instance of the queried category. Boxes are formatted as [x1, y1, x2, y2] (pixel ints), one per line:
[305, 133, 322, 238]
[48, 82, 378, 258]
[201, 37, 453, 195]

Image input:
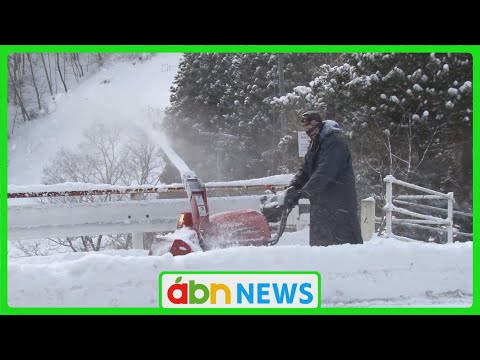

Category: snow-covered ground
[8, 232, 472, 308]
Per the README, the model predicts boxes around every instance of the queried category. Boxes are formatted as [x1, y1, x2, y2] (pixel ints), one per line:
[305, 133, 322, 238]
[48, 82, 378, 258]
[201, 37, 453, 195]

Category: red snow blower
[148, 173, 295, 256]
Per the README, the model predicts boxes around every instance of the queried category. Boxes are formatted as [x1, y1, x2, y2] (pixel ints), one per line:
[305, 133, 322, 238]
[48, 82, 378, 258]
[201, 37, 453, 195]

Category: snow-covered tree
[272, 52, 472, 238]
[162, 53, 341, 180]
[23, 123, 168, 254]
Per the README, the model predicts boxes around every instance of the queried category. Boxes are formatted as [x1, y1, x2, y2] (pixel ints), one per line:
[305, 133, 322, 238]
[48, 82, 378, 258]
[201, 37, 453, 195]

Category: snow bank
[8, 233, 472, 308]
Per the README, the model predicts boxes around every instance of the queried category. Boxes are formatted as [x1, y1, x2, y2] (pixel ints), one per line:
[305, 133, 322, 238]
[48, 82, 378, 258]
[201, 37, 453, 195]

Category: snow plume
[157, 135, 195, 181]
[8, 53, 183, 186]
[122, 110, 195, 181]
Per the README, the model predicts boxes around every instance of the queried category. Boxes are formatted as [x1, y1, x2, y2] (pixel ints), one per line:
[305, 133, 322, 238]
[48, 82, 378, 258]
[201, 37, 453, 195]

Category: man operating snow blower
[279, 111, 363, 247]
[149, 112, 362, 257]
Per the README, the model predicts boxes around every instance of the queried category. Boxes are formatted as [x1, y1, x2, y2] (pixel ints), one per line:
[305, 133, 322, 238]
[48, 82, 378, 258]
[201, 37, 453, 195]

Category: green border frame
[0, 45, 477, 315]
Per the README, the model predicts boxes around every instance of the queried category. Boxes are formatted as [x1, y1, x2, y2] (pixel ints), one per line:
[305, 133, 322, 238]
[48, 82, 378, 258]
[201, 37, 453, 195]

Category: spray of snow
[8, 53, 183, 186]
[116, 108, 196, 183]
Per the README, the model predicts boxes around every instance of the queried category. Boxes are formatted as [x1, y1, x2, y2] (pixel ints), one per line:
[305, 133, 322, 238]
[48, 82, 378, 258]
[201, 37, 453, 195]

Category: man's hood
[320, 119, 341, 139]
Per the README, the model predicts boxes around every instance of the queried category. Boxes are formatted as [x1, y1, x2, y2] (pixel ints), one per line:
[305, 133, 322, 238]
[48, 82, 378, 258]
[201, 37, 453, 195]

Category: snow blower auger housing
[148, 174, 282, 256]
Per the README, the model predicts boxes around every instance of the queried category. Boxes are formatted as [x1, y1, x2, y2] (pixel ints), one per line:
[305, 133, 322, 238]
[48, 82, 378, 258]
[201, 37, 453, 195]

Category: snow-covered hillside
[8, 53, 182, 186]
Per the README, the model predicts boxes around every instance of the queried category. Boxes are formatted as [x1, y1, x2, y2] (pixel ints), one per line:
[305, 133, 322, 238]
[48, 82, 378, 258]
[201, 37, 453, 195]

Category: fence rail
[383, 175, 472, 243]
[392, 199, 473, 218]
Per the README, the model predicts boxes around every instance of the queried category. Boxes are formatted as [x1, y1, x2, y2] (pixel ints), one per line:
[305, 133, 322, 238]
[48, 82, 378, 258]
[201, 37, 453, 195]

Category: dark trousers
[309, 207, 362, 246]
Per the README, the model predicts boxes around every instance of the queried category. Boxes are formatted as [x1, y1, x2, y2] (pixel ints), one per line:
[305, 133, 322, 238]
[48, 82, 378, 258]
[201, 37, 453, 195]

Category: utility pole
[216, 128, 223, 181]
[278, 53, 287, 137]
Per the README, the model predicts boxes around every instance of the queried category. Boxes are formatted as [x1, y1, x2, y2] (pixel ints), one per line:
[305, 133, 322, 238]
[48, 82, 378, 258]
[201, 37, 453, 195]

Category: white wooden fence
[360, 175, 473, 243]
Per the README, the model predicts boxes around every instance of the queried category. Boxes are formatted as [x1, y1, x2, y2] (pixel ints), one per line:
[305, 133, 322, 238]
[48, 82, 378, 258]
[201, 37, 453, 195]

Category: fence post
[361, 197, 376, 242]
[384, 175, 394, 238]
[130, 193, 144, 249]
[447, 192, 454, 243]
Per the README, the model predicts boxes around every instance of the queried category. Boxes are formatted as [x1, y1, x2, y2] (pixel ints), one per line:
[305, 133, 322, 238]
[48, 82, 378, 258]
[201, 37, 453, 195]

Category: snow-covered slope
[8, 53, 182, 186]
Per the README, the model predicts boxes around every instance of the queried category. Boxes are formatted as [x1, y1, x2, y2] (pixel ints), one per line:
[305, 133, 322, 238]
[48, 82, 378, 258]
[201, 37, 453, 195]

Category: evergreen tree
[162, 53, 342, 181]
[340, 53, 472, 209]
[272, 52, 472, 234]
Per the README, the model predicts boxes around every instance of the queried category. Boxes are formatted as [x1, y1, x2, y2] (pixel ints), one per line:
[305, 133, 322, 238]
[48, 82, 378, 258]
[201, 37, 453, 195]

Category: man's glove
[282, 186, 301, 208]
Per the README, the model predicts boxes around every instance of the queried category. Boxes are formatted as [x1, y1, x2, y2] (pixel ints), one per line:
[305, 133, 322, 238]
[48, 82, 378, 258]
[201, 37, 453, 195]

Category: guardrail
[9, 176, 470, 246]
[8, 183, 298, 247]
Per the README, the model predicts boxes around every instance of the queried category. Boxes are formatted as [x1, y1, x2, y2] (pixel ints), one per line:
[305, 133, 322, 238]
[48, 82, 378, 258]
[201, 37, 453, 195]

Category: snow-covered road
[8, 232, 472, 308]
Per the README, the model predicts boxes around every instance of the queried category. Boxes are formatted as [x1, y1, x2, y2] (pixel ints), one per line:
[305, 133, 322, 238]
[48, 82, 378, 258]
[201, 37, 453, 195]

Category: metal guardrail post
[130, 193, 144, 249]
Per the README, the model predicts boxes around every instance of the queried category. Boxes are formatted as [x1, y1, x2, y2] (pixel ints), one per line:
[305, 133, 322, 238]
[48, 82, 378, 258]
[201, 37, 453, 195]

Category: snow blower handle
[267, 205, 293, 246]
[278, 186, 301, 208]
[266, 186, 300, 246]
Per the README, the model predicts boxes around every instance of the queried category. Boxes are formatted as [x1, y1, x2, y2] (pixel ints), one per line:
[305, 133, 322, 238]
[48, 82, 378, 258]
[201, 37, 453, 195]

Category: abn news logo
[159, 271, 321, 310]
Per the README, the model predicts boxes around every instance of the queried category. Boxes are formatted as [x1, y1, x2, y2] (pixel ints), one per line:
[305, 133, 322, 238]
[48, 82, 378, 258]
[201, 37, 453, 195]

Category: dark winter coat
[289, 120, 363, 246]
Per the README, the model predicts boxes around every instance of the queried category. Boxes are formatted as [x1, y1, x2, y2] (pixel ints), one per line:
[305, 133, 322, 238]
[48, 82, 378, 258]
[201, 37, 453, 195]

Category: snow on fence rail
[7, 183, 285, 198]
